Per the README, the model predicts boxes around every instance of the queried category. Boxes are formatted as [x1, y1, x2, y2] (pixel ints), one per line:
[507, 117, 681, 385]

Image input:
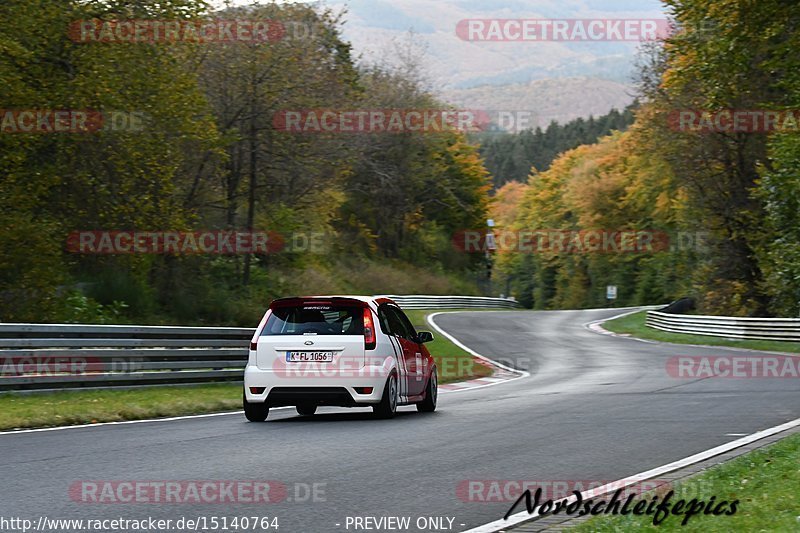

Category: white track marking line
[463, 415, 800, 532]
[0, 407, 292, 436]
[428, 312, 530, 376]
[427, 312, 529, 393]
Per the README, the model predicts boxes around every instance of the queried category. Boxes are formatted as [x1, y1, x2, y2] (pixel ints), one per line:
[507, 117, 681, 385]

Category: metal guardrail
[0, 323, 254, 392]
[377, 295, 523, 310]
[0, 295, 520, 392]
[646, 310, 800, 342]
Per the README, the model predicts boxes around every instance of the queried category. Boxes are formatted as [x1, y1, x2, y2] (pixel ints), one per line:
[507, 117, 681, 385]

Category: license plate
[286, 351, 335, 362]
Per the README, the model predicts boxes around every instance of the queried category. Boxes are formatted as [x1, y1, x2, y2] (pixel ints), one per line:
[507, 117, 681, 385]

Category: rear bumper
[244, 365, 388, 406]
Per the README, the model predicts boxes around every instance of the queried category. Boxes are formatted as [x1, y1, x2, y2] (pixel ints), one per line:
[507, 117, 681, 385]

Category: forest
[2, 0, 799, 323]
[477, 105, 635, 188]
[0, 0, 490, 324]
[493, 0, 800, 317]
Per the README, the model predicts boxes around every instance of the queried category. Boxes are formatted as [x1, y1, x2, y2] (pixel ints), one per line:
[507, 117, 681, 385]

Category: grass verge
[572, 432, 800, 531]
[603, 311, 800, 353]
[0, 309, 496, 430]
[0, 384, 242, 431]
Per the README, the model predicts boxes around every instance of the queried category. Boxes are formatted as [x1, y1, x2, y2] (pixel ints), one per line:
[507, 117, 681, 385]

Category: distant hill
[308, 0, 660, 126]
[319, 0, 664, 86]
[218, 0, 659, 125]
[442, 77, 634, 130]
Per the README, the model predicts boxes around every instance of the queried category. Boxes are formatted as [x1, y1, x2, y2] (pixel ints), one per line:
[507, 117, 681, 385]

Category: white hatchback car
[243, 296, 438, 420]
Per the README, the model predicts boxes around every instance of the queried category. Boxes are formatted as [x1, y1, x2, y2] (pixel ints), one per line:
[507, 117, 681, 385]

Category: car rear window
[261, 305, 364, 336]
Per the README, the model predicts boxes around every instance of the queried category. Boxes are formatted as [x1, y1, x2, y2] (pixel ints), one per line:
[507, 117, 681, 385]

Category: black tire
[296, 403, 317, 416]
[243, 392, 269, 422]
[373, 373, 398, 419]
[417, 367, 437, 413]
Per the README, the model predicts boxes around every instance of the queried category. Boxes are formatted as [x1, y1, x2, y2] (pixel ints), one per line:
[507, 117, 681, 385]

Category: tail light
[363, 308, 376, 350]
[250, 341, 258, 351]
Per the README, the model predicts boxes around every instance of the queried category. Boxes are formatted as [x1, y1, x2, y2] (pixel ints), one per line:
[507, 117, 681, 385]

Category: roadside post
[485, 219, 496, 294]
[606, 285, 618, 307]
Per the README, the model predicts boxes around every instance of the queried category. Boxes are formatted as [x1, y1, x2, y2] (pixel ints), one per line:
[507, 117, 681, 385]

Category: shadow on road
[265, 409, 441, 424]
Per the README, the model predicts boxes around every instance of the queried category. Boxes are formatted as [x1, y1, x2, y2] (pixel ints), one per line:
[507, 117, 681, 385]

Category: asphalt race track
[3, 309, 800, 532]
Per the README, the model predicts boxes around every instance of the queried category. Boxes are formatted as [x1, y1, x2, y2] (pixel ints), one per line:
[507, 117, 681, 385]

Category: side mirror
[416, 331, 434, 344]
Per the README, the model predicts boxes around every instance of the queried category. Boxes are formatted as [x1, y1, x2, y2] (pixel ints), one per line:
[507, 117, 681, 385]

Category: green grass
[572, 433, 800, 531]
[403, 308, 497, 384]
[0, 309, 497, 430]
[0, 384, 242, 431]
[603, 311, 800, 353]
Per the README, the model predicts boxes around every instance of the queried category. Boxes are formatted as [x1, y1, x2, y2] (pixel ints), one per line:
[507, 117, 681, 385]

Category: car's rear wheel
[243, 392, 269, 422]
[296, 403, 317, 416]
[373, 373, 397, 419]
[417, 367, 437, 412]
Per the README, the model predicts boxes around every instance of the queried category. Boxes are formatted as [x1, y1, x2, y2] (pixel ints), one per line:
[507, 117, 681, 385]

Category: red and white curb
[585, 306, 662, 343]
[585, 306, 800, 355]
[439, 370, 522, 392]
[429, 312, 528, 393]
